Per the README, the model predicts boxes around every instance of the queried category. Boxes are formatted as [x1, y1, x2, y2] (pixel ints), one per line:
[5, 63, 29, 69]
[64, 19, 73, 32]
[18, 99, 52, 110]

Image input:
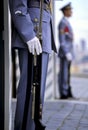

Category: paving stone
[78, 126, 88, 130]
[58, 126, 77, 130]
[80, 119, 88, 125]
[12, 100, 88, 130]
[63, 120, 79, 128]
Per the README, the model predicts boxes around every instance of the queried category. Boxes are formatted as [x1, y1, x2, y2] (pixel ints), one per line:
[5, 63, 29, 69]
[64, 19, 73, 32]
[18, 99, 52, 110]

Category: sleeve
[9, 0, 35, 43]
[58, 22, 69, 54]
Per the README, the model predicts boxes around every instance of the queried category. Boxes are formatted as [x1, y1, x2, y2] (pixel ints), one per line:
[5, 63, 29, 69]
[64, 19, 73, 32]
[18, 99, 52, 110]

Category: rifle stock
[32, 53, 42, 120]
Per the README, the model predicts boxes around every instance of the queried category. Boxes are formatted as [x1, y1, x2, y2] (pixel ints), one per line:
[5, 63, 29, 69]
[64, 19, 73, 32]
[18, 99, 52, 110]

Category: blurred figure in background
[58, 1, 74, 99]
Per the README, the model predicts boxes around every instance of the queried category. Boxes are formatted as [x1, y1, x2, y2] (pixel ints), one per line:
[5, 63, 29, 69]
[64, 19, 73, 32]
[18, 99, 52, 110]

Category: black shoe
[68, 86, 73, 98]
[60, 95, 68, 99]
[68, 92, 73, 98]
[35, 120, 46, 130]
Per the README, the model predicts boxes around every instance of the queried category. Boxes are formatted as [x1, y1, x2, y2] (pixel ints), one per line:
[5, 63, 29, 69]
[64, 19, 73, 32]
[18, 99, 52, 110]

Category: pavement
[12, 99, 88, 130]
[55, 75, 88, 100]
[12, 76, 88, 130]
[42, 100, 88, 130]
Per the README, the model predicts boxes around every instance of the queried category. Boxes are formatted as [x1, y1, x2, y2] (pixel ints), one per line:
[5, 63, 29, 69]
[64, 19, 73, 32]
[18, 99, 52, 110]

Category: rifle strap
[38, 0, 44, 40]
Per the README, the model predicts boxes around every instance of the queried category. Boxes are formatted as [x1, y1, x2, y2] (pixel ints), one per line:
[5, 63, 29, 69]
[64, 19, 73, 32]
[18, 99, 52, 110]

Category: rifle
[31, 0, 43, 121]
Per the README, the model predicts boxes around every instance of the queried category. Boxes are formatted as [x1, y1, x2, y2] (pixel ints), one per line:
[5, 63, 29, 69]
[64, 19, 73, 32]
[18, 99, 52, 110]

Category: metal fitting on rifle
[34, 18, 39, 32]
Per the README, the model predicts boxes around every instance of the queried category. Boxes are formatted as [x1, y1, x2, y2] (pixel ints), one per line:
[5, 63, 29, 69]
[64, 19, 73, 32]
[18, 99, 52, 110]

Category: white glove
[66, 53, 72, 61]
[27, 36, 42, 55]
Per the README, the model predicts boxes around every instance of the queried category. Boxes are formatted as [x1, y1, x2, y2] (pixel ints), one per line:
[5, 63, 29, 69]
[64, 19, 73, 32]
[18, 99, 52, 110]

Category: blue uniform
[10, 0, 56, 53]
[58, 17, 73, 97]
[9, 0, 57, 130]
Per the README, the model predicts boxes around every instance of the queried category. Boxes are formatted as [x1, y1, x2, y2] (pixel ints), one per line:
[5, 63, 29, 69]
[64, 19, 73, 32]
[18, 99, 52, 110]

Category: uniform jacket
[58, 17, 73, 58]
[9, 0, 57, 53]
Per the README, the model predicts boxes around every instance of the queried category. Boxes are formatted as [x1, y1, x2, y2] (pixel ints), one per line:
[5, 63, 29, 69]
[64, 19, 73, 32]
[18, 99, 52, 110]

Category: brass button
[34, 18, 38, 22]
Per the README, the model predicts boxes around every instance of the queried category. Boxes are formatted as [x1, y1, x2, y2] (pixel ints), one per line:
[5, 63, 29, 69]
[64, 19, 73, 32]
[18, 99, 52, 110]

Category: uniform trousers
[14, 48, 49, 130]
[59, 58, 71, 96]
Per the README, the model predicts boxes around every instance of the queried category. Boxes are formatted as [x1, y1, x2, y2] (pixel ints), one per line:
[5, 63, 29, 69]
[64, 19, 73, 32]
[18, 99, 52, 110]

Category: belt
[28, 1, 50, 11]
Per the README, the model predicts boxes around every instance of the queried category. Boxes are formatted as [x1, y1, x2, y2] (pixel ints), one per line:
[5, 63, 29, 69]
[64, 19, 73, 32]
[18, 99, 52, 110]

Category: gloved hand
[66, 52, 72, 61]
[27, 36, 42, 55]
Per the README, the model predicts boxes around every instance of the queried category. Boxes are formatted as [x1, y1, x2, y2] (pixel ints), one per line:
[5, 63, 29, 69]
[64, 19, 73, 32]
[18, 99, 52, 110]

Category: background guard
[58, 1, 74, 99]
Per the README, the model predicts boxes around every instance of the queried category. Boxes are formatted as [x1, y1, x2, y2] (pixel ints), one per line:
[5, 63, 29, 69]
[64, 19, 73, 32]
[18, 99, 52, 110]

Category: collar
[64, 16, 69, 22]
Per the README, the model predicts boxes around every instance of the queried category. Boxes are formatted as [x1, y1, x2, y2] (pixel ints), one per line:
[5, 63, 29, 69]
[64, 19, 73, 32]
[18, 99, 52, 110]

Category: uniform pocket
[28, 8, 50, 23]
